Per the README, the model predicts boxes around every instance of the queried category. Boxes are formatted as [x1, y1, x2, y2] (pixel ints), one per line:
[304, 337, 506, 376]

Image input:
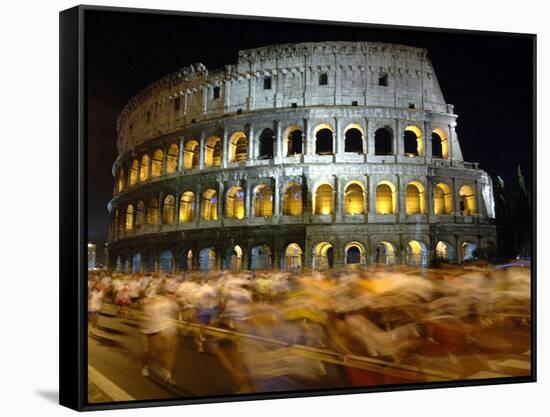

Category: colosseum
[107, 41, 497, 273]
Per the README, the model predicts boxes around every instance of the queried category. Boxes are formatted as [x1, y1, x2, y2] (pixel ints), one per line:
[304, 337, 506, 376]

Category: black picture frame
[59, 4, 536, 411]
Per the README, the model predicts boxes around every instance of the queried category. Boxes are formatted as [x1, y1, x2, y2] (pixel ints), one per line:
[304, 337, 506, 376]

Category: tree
[514, 165, 532, 259]
[494, 176, 516, 259]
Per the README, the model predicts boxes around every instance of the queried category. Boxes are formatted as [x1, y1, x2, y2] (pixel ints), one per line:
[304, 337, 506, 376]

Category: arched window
[129, 159, 139, 186]
[125, 204, 134, 232]
[375, 241, 396, 266]
[431, 128, 449, 159]
[146, 198, 159, 225]
[436, 241, 455, 262]
[132, 252, 142, 273]
[407, 240, 428, 267]
[314, 184, 334, 215]
[230, 132, 248, 162]
[226, 245, 243, 271]
[226, 186, 245, 219]
[344, 182, 365, 215]
[201, 189, 218, 221]
[258, 128, 274, 159]
[151, 149, 163, 178]
[205, 136, 222, 167]
[374, 127, 393, 155]
[179, 191, 195, 223]
[284, 243, 302, 271]
[404, 126, 423, 157]
[139, 154, 150, 182]
[135, 201, 145, 229]
[184, 140, 199, 169]
[313, 242, 334, 271]
[287, 128, 303, 156]
[461, 241, 477, 261]
[283, 183, 303, 216]
[344, 126, 363, 153]
[376, 182, 396, 214]
[434, 183, 452, 215]
[345, 242, 366, 266]
[162, 195, 175, 225]
[177, 249, 193, 271]
[315, 125, 333, 155]
[405, 182, 425, 214]
[159, 249, 173, 273]
[199, 247, 217, 271]
[251, 244, 272, 270]
[459, 185, 477, 215]
[254, 184, 273, 217]
[166, 144, 179, 174]
[117, 167, 125, 192]
[144, 251, 155, 273]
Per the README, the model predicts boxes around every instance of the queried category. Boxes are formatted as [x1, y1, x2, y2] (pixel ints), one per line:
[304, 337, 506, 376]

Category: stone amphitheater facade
[107, 41, 497, 273]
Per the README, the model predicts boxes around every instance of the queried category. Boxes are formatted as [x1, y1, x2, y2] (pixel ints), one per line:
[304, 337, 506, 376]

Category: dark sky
[86, 9, 534, 245]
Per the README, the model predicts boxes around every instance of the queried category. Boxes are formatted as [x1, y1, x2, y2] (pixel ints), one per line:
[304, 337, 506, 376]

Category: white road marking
[88, 364, 135, 402]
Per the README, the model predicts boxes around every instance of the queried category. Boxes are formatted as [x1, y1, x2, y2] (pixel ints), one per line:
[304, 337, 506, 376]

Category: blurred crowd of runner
[88, 263, 531, 392]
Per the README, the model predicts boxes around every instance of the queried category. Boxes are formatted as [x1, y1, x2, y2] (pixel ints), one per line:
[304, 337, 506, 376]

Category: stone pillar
[245, 124, 254, 161]
[424, 121, 433, 161]
[369, 177, 377, 215]
[147, 148, 153, 180]
[244, 178, 252, 220]
[222, 128, 229, 168]
[334, 175, 342, 222]
[178, 136, 184, 171]
[174, 193, 181, 224]
[273, 176, 281, 218]
[304, 118, 313, 156]
[199, 132, 206, 170]
[274, 120, 282, 160]
[396, 175, 402, 219]
[217, 182, 224, 220]
[158, 191, 164, 226]
[396, 120, 404, 157]
[334, 117, 342, 155]
[162, 145, 168, 176]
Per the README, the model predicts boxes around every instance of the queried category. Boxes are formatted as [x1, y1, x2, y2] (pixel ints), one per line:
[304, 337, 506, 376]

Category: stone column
[424, 121, 432, 161]
[274, 120, 282, 160]
[178, 136, 184, 171]
[222, 128, 229, 168]
[334, 175, 342, 222]
[195, 183, 202, 226]
[366, 118, 374, 156]
[368, 176, 377, 214]
[247, 123, 254, 161]
[162, 145, 168, 176]
[304, 118, 313, 156]
[396, 120, 404, 157]
[217, 182, 224, 221]
[199, 132, 206, 170]
[244, 179, 252, 221]
[157, 191, 164, 226]
[334, 117, 342, 155]
[273, 176, 281, 218]
[174, 193, 181, 225]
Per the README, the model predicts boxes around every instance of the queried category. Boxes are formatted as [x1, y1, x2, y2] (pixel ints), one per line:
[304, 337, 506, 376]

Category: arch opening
[404, 126, 423, 157]
[405, 182, 426, 215]
[431, 128, 449, 159]
[406, 240, 428, 267]
[226, 245, 243, 271]
[434, 183, 453, 215]
[258, 128, 274, 159]
[146, 198, 159, 225]
[375, 241, 396, 266]
[287, 129, 303, 156]
[184, 140, 199, 169]
[179, 191, 195, 223]
[159, 249, 173, 273]
[199, 247, 216, 271]
[254, 184, 273, 217]
[313, 242, 334, 271]
[344, 127, 363, 153]
[283, 183, 303, 216]
[315, 126, 333, 155]
[344, 182, 365, 215]
[436, 241, 455, 262]
[230, 132, 248, 162]
[226, 186, 245, 219]
[132, 252, 142, 273]
[376, 181, 396, 214]
[459, 185, 477, 215]
[129, 159, 139, 186]
[201, 189, 218, 221]
[314, 183, 334, 215]
[125, 204, 134, 232]
[374, 127, 393, 155]
[345, 242, 366, 267]
[251, 244, 272, 270]
[151, 149, 163, 178]
[461, 241, 477, 262]
[162, 195, 175, 225]
[166, 144, 179, 174]
[139, 154, 150, 182]
[284, 243, 302, 272]
[205, 136, 222, 167]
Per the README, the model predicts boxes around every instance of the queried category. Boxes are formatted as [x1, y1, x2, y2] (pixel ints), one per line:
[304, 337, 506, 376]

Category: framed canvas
[59, 5, 536, 411]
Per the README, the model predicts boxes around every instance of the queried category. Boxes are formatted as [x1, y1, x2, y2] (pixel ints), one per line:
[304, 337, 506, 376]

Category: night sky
[86, 9, 534, 246]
